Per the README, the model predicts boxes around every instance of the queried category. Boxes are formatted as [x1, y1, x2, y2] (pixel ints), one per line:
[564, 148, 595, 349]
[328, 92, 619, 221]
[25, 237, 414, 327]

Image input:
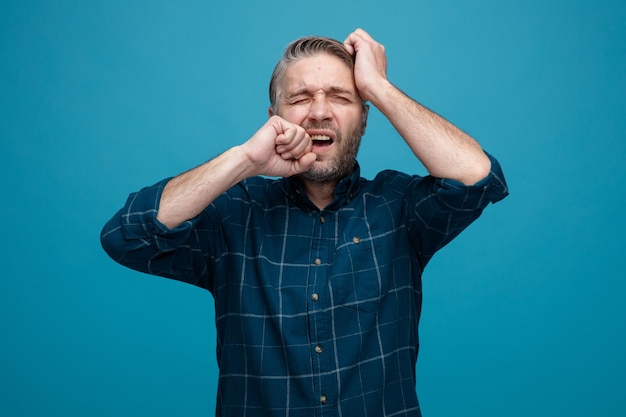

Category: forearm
[156, 145, 254, 229]
[371, 81, 490, 185]
[157, 115, 318, 228]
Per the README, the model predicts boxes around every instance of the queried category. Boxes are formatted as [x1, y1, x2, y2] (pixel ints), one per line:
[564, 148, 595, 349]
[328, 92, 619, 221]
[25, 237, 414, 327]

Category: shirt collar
[280, 162, 362, 210]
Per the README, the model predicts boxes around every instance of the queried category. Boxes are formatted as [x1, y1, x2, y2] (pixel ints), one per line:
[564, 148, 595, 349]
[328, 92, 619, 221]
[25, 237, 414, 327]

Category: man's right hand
[240, 115, 317, 178]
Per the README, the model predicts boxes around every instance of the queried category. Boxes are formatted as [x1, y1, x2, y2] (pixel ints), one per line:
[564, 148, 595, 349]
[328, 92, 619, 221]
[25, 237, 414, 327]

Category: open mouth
[311, 134, 334, 148]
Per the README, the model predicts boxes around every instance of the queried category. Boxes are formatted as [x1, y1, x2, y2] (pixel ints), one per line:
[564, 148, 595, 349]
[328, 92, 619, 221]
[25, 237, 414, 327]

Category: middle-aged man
[101, 28, 509, 416]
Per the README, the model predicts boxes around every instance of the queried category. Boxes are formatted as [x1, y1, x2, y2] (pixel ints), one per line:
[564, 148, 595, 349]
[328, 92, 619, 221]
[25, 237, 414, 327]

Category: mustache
[302, 122, 341, 135]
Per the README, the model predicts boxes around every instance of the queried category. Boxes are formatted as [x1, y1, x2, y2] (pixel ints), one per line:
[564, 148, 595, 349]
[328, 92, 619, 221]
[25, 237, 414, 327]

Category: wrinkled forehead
[280, 53, 357, 94]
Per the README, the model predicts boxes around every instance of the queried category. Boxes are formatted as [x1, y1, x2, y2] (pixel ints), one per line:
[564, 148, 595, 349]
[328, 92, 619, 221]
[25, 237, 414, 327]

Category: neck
[301, 179, 338, 210]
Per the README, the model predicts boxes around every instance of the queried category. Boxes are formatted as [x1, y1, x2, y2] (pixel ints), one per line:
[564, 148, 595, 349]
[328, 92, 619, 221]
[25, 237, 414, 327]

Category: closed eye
[288, 97, 311, 105]
[330, 95, 352, 104]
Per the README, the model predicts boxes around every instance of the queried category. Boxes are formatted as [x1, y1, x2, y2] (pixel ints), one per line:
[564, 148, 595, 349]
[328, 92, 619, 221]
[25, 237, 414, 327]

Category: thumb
[291, 152, 317, 175]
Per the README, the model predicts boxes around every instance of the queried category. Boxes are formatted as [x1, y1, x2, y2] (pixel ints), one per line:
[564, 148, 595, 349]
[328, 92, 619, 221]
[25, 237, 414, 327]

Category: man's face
[272, 53, 367, 182]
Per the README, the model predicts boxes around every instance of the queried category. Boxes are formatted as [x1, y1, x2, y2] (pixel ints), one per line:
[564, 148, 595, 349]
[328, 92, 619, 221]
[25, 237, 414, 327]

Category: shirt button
[352, 236, 361, 244]
[315, 345, 323, 354]
[320, 216, 325, 224]
[320, 395, 328, 404]
[311, 293, 319, 301]
[314, 258, 321, 266]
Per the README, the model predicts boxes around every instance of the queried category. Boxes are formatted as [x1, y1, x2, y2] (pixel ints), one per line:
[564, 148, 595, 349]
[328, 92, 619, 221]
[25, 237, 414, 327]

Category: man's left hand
[343, 28, 389, 103]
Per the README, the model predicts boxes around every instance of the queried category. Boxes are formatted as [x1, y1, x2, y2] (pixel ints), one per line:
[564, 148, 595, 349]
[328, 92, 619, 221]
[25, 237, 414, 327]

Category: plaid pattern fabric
[101, 154, 508, 417]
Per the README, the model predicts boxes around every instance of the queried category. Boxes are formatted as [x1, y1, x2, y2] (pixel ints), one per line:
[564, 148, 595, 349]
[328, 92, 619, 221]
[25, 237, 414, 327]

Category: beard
[299, 120, 365, 183]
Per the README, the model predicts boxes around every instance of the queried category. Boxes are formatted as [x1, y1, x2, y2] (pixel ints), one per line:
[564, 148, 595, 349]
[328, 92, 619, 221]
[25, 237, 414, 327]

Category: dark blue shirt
[101, 154, 508, 417]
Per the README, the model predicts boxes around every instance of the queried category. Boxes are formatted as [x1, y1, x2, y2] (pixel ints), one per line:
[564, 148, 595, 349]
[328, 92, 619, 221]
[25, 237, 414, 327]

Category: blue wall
[2, 0, 625, 415]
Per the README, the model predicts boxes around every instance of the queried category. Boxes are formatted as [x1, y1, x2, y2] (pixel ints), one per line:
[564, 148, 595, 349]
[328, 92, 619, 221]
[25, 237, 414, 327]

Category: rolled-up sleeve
[409, 152, 509, 266]
[100, 179, 211, 288]
[434, 152, 508, 210]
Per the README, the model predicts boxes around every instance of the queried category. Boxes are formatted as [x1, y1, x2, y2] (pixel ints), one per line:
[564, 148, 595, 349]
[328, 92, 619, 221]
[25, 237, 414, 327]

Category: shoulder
[364, 170, 429, 194]
[216, 176, 286, 206]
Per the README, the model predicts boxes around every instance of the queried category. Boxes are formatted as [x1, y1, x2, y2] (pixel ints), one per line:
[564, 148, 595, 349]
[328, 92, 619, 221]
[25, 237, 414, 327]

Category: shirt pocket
[330, 241, 389, 312]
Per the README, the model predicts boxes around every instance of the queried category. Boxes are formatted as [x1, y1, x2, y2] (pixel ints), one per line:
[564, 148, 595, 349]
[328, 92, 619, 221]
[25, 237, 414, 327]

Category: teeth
[311, 135, 331, 141]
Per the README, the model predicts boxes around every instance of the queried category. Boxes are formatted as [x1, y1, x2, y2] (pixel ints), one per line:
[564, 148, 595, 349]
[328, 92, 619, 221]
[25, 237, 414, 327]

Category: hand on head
[343, 28, 389, 103]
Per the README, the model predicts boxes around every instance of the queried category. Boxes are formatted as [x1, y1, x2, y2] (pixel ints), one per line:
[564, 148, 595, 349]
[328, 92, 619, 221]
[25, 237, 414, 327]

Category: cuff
[434, 152, 509, 211]
[119, 178, 199, 251]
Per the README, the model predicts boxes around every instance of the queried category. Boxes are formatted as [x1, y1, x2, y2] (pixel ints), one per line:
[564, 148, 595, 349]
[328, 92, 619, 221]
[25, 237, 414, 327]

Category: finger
[343, 31, 364, 55]
[287, 133, 313, 159]
[277, 123, 308, 146]
[278, 133, 312, 160]
[345, 29, 382, 58]
[275, 134, 289, 153]
[343, 34, 355, 55]
[343, 29, 369, 51]
[270, 115, 301, 144]
[276, 127, 306, 152]
[275, 129, 295, 147]
[353, 28, 374, 41]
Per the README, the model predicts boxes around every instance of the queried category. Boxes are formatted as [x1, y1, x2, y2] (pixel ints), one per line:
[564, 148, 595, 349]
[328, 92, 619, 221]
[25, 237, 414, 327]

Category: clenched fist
[240, 115, 318, 178]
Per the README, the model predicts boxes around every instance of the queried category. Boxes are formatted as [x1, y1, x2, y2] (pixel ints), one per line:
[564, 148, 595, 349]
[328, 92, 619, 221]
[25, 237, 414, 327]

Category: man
[101, 28, 508, 416]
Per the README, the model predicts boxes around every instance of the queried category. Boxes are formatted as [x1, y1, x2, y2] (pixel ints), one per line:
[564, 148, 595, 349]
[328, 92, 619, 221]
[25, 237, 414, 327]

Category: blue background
[2, 0, 625, 415]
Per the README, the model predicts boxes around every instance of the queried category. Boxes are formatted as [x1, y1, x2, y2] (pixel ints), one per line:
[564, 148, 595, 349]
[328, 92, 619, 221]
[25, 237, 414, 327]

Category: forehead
[281, 53, 356, 95]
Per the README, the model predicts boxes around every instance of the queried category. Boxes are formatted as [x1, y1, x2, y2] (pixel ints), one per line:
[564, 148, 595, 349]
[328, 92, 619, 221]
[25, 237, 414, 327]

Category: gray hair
[269, 36, 364, 114]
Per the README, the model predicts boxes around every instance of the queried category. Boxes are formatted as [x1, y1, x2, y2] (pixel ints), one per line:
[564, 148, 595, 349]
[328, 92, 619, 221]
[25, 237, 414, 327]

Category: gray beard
[299, 122, 364, 183]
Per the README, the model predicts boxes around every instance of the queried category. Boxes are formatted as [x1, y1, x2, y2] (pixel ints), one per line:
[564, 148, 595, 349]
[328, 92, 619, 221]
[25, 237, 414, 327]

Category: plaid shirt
[101, 154, 508, 417]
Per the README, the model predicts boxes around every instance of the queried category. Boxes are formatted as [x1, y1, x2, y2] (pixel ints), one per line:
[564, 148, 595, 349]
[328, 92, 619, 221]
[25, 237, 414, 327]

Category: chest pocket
[329, 239, 390, 312]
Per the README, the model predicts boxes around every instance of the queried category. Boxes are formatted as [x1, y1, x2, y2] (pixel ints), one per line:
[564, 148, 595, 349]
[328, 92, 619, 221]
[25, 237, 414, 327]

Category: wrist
[361, 78, 394, 108]
[228, 144, 261, 180]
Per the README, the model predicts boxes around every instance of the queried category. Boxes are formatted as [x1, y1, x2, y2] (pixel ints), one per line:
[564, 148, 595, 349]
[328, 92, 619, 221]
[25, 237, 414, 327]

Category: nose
[308, 96, 332, 122]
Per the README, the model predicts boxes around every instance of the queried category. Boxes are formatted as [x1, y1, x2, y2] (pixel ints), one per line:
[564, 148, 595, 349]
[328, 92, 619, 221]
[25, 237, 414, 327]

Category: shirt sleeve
[408, 152, 509, 267]
[100, 178, 214, 290]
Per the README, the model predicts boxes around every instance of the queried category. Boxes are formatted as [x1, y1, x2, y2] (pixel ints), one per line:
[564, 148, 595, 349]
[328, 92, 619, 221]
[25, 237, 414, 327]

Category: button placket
[307, 209, 336, 410]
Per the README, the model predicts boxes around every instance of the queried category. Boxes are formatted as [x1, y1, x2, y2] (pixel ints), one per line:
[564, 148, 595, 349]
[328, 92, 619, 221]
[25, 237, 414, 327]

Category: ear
[268, 106, 274, 118]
